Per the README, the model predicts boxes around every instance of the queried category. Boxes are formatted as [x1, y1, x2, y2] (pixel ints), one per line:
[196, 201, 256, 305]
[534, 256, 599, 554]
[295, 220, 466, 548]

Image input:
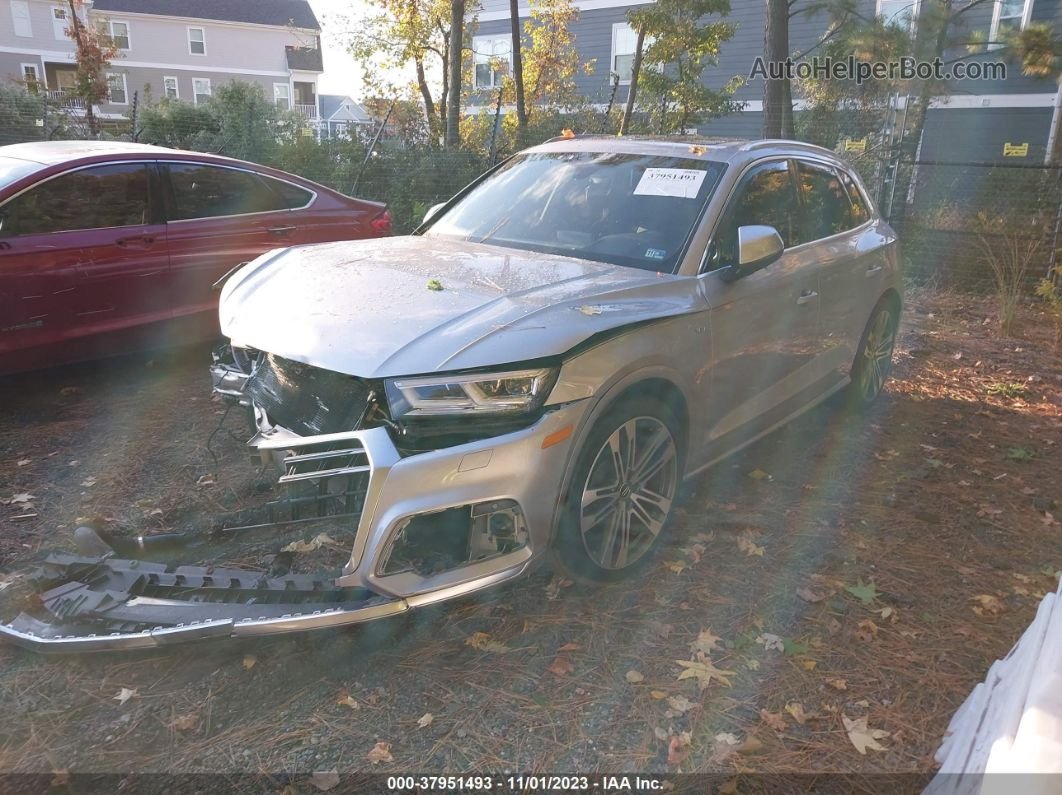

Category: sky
[308, 0, 369, 98]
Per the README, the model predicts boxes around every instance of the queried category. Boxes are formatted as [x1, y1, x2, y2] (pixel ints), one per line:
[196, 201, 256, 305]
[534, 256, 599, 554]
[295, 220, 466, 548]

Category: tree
[446, 0, 465, 147]
[509, 0, 528, 143]
[65, 0, 119, 136]
[763, 0, 790, 137]
[626, 0, 739, 135]
[619, 25, 646, 135]
[346, 0, 453, 142]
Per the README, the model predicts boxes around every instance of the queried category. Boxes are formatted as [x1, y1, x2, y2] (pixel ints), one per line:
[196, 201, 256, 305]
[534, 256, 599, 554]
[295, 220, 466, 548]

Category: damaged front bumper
[0, 383, 587, 653]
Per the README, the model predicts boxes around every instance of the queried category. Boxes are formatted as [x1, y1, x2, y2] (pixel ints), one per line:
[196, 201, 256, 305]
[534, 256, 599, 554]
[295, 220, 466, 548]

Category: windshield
[0, 156, 43, 193]
[424, 151, 727, 273]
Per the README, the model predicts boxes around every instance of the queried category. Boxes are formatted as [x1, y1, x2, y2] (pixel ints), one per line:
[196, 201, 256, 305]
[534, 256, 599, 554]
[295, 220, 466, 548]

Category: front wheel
[848, 298, 899, 409]
[552, 395, 683, 583]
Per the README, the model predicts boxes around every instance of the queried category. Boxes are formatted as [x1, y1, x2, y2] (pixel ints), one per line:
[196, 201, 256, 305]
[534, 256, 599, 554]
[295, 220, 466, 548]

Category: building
[1, 0, 323, 122]
[471, 0, 1062, 165]
[318, 94, 374, 139]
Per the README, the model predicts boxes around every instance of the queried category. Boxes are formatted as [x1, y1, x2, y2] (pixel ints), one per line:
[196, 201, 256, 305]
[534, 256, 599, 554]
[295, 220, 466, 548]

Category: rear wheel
[848, 298, 899, 409]
[553, 395, 682, 583]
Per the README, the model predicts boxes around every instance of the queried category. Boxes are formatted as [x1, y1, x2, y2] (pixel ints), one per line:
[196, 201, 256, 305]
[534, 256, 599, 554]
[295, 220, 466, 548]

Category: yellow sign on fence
[1003, 142, 1029, 157]
[844, 138, 868, 153]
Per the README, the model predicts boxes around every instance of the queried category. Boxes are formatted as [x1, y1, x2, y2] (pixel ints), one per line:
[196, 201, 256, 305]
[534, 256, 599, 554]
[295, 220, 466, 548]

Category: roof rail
[739, 139, 834, 154]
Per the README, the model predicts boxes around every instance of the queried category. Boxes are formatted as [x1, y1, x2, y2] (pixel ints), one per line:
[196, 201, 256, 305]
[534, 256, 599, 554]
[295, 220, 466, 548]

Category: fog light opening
[380, 500, 529, 576]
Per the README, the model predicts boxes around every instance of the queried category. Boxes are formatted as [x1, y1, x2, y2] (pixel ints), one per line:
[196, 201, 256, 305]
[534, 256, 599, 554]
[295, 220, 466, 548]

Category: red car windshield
[424, 151, 727, 273]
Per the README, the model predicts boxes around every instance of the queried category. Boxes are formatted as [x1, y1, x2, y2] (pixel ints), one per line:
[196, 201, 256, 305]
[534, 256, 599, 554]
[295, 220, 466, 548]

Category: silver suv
[0, 138, 901, 651]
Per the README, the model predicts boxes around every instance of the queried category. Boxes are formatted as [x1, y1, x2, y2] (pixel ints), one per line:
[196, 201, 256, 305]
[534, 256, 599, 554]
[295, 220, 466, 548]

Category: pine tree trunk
[509, 0, 527, 146]
[619, 26, 646, 136]
[445, 0, 464, 149]
[762, 0, 789, 139]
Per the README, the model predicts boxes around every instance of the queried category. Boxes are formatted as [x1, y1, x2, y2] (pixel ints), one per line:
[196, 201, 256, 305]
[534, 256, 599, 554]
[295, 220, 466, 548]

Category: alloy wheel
[860, 307, 897, 401]
[579, 416, 678, 570]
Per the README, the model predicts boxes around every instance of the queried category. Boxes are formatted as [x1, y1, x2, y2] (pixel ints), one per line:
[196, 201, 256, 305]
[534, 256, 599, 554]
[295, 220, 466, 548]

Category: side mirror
[721, 225, 784, 281]
[422, 202, 446, 225]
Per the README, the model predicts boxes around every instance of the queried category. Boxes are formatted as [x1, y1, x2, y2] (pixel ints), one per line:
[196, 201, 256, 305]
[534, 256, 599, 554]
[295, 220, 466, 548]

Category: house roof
[319, 95, 372, 123]
[286, 46, 324, 72]
[92, 0, 320, 30]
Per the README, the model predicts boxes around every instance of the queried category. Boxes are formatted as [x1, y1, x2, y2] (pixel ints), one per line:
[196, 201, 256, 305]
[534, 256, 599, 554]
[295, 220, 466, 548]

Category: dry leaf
[785, 702, 808, 725]
[663, 560, 688, 574]
[653, 726, 670, 742]
[558, 642, 580, 651]
[971, 594, 1004, 615]
[667, 732, 692, 765]
[464, 632, 512, 653]
[802, 659, 818, 671]
[674, 657, 733, 690]
[737, 530, 766, 557]
[242, 654, 257, 670]
[757, 633, 784, 652]
[310, 771, 341, 791]
[170, 712, 199, 731]
[691, 628, 723, 655]
[665, 695, 694, 716]
[548, 655, 574, 676]
[80, 477, 97, 487]
[366, 741, 393, 765]
[281, 533, 338, 553]
[625, 670, 645, 683]
[417, 713, 434, 729]
[857, 619, 879, 642]
[747, 469, 770, 480]
[710, 732, 740, 765]
[826, 678, 848, 691]
[842, 714, 889, 754]
[113, 687, 137, 705]
[336, 693, 359, 710]
[650, 690, 668, 700]
[16, 459, 30, 467]
[796, 586, 826, 603]
[760, 709, 787, 732]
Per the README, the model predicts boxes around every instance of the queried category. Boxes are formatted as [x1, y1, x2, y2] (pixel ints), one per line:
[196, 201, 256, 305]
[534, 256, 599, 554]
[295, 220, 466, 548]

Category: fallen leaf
[737, 530, 765, 557]
[971, 594, 1005, 615]
[242, 655, 257, 670]
[282, 533, 338, 553]
[842, 714, 889, 754]
[417, 713, 434, 729]
[80, 477, 97, 487]
[650, 690, 668, 700]
[760, 709, 787, 732]
[311, 771, 341, 791]
[577, 304, 603, 316]
[747, 469, 770, 480]
[8, 493, 35, 504]
[737, 734, 765, 754]
[745, 658, 760, 671]
[663, 560, 688, 574]
[195, 473, 215, 487]
[796, 586, 826, 603]
[757, 633, 784, 652]
[464, 632, 512, 653]
[857, 619, 879, 642]
[710, 732, 740, 765]
[113, 687, 137, 705]
[785, 701, 808, 725]
[558, 642, 580, 651]
[667, 733, 691, 766]
[653, 726, 670, 741]
[16, 459, 30, 467]
[845, 578, 879, 605]
[674, 657, 733, 690]
[826, 678, 848, 691]
[170, 712, 199, 731]
[548, 655, 574, 677]
[691, 628, 722, 655]
[665, 695, 695, 716]
[366, 741, 393, 765]
[625, 670, 645, 683]
[426, 278, 443, 291]
[802, 659, 818, 671]
[336, 693, 359, 710]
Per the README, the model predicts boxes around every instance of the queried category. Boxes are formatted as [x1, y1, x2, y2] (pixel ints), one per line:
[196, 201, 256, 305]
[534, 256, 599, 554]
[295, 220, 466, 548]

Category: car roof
[525, 135, 848, 168]
[0, 141, 279, 173]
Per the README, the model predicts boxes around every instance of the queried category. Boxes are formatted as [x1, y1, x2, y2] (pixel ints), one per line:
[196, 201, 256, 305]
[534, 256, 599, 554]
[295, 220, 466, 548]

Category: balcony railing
[294, 103, 318, 120]
[47, 90, 86, 110]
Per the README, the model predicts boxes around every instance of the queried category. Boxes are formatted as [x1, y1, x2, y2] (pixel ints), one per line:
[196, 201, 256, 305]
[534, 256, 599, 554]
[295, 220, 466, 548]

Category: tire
[848, 297, 899, 410]
[552, 394, 683, 584]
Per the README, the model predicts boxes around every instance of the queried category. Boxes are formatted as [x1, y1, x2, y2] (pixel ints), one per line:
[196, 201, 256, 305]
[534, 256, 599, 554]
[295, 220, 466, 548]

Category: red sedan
[0, 141, 391, 375]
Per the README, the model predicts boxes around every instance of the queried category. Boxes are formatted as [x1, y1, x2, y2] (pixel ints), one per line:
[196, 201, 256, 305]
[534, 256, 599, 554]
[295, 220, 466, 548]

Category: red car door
[0, 161, 167, 371]
[161, 161, 312, 332]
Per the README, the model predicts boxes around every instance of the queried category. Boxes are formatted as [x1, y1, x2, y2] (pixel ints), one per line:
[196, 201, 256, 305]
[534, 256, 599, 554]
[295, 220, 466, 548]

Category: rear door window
[165, 163, 303, 220]
[792, 160, 854, 244]
[0, 162, 151, 237]
[838, 169, 871, 227]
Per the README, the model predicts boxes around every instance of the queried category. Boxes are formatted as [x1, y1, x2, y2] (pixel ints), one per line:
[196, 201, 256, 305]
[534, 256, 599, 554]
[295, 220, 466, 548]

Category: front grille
[244, 353, 371, 437]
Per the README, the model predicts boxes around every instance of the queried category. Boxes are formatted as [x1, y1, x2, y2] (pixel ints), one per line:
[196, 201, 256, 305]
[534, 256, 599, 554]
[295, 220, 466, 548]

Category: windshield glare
[0, 157, 42, 194]
[425, 151, 727, 273]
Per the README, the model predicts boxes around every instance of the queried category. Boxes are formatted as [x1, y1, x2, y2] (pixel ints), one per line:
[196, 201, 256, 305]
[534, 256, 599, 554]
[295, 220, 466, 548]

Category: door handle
[116, 235, 154, 247]
[267, 225, 296, 236]
[865, 265, 883, 277]
[796, 290, 818, 305]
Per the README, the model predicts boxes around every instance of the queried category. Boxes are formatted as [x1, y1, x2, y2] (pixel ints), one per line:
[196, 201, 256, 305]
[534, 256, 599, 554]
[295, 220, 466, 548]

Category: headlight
[385, 367, 558, 417]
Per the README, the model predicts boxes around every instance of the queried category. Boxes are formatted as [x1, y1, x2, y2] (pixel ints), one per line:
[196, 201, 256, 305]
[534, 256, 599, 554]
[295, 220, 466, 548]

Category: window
[108, 20, 130, 50]
[0, 163, 150, 238]
[51, 5, 68, 40]
[166, 164, 310, 220]
[11, 1, 32, 37]
[990, 0, 1031, 43]
[473, 35, 511, 90]
[709, 160, 796, 269]
[192, 77, 211, 105]
[792, 160, 855, 244]
[21, 64, 40, 93]
[188, 27, 206, 55]
[163, 76, 179, 100]
[612, 23, 639, 83]
[106, 73, 127, 105]
[274, 83, 291, 110]
[876, 0, 920, 33]
[839, 170, 871, 227]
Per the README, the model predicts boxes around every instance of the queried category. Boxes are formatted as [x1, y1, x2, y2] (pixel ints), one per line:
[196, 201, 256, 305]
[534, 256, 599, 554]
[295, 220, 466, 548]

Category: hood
[219, 236, 703, 378]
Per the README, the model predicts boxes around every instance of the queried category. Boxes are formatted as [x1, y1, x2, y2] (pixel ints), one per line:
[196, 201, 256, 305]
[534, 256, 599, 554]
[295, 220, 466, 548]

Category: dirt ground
[0, 289, 1059, 789]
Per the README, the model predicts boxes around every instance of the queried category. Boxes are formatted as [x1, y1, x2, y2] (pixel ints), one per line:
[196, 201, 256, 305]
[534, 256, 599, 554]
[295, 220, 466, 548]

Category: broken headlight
[384, 367, 557, 417]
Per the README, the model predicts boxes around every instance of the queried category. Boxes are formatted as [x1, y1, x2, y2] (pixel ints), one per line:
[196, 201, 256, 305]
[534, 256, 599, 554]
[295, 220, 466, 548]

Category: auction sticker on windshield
[633, 167, 707, 198]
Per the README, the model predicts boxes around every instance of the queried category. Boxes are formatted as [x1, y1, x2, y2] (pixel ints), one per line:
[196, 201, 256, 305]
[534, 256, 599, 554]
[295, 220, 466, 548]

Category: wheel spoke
[597, 507, 622, 566]
[631, 488, 671, 536]
[614, 508, 632, 569]
[582, 495, 619, 534]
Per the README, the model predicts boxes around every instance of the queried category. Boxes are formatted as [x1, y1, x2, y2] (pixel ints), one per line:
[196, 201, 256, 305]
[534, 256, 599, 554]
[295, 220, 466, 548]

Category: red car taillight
[370, 209, 392, 235]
